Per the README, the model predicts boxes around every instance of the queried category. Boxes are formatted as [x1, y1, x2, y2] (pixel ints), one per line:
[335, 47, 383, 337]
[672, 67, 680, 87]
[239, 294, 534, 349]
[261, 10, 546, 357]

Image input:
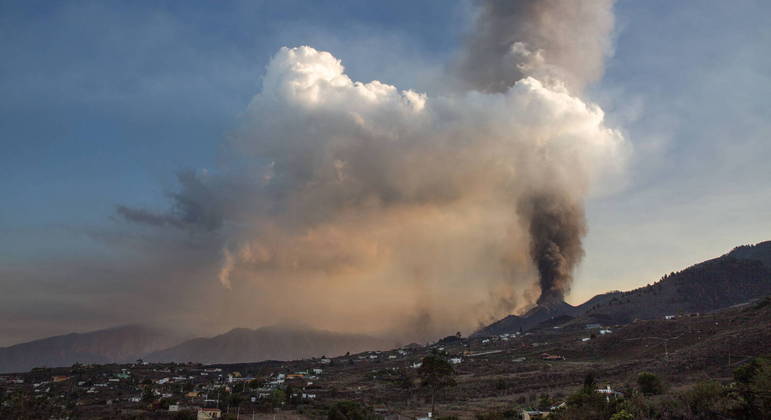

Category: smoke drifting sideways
[119, 37, 626, 340]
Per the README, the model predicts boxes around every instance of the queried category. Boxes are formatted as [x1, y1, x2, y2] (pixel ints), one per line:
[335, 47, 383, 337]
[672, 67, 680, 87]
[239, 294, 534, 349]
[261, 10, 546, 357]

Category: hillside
[6, 240, 770, 371]
[475, 240, 771, 336]
[145, 325, 394, 364]
[0, 325, 184, 374]
[4, 297, 769, 419]
[471, 300, 578, 337]
[579, 241, 771, 324]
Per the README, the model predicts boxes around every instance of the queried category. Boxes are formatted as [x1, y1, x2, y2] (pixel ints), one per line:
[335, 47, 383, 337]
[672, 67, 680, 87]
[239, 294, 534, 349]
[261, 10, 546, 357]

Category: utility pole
[624, 335, 682, 362]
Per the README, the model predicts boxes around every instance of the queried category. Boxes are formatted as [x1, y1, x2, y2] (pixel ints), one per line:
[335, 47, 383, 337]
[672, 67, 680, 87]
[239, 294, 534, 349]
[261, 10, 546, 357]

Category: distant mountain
[474, 240, 771, 336]
[0, 325, 185, 374]
[145, 325, 394, 364]
[9, 241, 770, 370]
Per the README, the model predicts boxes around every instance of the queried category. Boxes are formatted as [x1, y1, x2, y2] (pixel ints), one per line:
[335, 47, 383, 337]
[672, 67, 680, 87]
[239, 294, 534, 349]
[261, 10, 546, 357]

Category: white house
[197, 408, 222, 419]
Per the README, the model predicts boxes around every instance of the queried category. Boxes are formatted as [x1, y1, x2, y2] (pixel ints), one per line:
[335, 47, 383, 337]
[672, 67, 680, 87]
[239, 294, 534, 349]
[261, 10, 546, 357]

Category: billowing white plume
[120, 2, 627, 340]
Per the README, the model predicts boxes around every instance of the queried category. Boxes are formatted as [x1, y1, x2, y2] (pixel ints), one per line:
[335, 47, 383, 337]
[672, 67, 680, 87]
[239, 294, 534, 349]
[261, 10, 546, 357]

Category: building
[197, 408, 222, 419]
[597, 385, 624, 402]
[521, 410, 549, 419]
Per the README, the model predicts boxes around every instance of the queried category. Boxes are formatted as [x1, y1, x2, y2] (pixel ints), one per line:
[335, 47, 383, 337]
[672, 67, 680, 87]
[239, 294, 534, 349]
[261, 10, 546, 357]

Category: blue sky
[579, 0, 771, 302]
[1, 0, 770, 344]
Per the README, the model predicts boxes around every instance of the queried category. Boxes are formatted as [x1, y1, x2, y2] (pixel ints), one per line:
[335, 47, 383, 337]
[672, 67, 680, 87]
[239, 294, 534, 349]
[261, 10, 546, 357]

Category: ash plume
[521, 192, 587, 305]
[457, 0, 616, 94]
[115, 1, 626, 339]
[458, 0, 616, 305]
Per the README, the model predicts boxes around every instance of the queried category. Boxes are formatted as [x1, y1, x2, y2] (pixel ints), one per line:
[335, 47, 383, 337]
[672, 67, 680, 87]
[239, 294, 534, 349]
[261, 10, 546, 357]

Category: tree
[173, 410, 197, 420]
[537, 394, 552, 411]
[682, 380, 732, 418]
[637, 372, 663, 396]
[609, 409, 634, 420]
[327, 401, 378, 420]
[141, 387, 155, 403]
[733, 357, 771, 418]
[417, 350, 456, 417]
[583, 372, 595, 391]
[270, 389, 285, 408]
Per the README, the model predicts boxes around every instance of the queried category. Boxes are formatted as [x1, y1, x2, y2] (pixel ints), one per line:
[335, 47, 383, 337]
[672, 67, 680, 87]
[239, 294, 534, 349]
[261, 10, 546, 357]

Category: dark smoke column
[522, 193, 586, 305]
[457, 0, 614, 304]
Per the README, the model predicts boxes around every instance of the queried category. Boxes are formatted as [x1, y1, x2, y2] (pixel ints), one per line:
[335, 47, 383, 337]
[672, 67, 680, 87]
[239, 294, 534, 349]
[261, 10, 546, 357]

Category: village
[1, 299, 769, 419]
[0, 325, 622, 419]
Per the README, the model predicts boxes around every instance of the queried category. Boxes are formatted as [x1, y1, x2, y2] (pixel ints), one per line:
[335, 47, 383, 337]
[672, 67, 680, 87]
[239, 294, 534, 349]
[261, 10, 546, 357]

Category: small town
[2, 298, 769, 419]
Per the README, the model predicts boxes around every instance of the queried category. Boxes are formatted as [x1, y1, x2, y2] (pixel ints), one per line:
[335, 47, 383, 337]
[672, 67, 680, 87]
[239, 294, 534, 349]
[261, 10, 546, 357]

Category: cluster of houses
[0, 361, 332, 419]
[481, 331, 525, 346]
[2, 326, 636, 419]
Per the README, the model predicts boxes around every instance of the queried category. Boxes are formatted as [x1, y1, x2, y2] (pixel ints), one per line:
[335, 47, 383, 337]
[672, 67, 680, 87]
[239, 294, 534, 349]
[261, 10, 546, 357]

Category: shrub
[637, 372, 663, 396]
[609, 409, 634, 420]
[682, 380, 737, 418]
[733, 357, 771, 418]
[327, 401, 379, 420]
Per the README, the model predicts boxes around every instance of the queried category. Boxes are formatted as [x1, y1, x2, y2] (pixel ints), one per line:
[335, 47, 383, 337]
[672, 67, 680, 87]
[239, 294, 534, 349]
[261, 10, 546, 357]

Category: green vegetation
[417, 350, 456, 417]
[327, 400, 380, 420]
[608, 410, 633, 420]
[552, 360, 771, 419]
[636, 371, 663, 396]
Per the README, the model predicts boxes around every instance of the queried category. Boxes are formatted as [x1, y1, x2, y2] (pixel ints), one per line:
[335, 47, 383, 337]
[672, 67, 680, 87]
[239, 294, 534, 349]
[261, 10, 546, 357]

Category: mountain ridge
[0, 325, 186, 374]
[4, 240, 771, 372]
[145, 325, 393, 364]
[473, 240, 771, 336]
